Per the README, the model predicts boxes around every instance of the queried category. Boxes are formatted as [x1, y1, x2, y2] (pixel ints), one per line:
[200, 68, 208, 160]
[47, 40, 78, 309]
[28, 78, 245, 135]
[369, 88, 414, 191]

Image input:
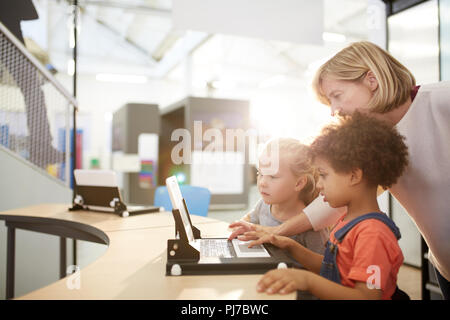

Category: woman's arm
[229, 211, 313, 240]
[229, 196, 344, 240]
[272, 212, 313, 236]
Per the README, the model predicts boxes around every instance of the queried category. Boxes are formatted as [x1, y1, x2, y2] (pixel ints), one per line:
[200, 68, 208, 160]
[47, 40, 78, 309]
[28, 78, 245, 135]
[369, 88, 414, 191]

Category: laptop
[165, 176, 297, 275]
[73, 169, 161, 217]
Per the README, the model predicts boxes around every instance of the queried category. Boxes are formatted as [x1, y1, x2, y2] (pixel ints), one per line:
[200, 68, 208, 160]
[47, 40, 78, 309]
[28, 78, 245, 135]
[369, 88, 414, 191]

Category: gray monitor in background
[159, 97, 250, 210]
[112, 103, 160, 205]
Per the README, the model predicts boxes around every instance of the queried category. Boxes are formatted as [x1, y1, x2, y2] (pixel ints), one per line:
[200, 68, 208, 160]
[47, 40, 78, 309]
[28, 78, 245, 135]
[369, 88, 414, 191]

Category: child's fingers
[257, 269, 285, 292]
[228, 221, 243, 228]
[256, 271, 276, 292]
[258, 271, 298, 295]
[265, 278, 289, 294]
[244, 231, 257, 237]
[238, 234, 257, 241]
[249, 234, 278, 248]
[239, 231, 259, 241]
[228, 222, 256, 240]
[228, 221, 252, 229]
[248, 237, 266, 247]
[279, 282, 297, 295]
[228, 227, 245, 240]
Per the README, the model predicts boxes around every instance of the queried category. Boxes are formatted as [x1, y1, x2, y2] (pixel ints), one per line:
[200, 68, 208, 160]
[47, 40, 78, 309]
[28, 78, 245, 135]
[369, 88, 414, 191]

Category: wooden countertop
[0, 204, 295, 300]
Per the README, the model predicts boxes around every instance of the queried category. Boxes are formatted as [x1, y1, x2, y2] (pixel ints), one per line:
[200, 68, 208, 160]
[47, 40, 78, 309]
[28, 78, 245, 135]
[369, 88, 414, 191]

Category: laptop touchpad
[232, 239, 270, 258]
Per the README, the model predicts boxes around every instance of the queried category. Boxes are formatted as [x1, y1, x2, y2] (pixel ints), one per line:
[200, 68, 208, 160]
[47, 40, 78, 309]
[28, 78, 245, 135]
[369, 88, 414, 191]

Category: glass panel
[387, 0, 440, 267]
[388, 0, 440, 84]
[441, 0, 450, 80]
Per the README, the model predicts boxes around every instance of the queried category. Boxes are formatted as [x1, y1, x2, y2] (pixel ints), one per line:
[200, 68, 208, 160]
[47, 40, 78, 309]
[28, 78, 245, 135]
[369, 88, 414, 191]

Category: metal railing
[0, 22, 77, 186]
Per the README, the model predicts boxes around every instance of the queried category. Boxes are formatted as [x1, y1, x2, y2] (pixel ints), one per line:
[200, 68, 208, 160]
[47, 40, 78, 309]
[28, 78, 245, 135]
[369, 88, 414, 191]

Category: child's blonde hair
[312, 41, 416, 114]
[262, 138, 319, 206]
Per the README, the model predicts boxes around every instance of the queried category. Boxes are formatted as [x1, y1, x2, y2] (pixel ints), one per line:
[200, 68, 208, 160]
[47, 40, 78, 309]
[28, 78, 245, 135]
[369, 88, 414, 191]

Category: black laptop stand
[166, 200, 298, 276]
[69, 185, 159, 217]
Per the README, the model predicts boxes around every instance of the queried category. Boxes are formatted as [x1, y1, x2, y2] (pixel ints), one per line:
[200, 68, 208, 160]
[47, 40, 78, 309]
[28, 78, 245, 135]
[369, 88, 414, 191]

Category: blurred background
[0, 0, 447, 300]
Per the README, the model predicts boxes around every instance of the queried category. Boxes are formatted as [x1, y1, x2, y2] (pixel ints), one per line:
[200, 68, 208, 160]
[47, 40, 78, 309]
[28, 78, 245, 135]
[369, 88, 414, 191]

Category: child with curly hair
[254, 112, 409, 300]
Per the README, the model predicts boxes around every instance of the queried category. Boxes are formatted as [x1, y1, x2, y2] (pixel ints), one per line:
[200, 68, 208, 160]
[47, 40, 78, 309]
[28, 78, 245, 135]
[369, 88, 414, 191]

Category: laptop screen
[74, 169, 122, 210]
[166, 176, 195, 243]
[74, 169, 119, 187]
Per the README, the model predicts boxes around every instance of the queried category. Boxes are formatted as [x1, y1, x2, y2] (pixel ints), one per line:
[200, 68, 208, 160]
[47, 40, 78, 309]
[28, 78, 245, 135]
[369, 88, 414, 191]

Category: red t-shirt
[329, 215, 404, 300]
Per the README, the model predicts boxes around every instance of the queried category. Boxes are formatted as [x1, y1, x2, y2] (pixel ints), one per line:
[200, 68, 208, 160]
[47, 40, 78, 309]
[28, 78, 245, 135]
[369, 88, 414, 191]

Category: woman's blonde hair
[312, 41, 416, 113]
[262, 138, 319, 206]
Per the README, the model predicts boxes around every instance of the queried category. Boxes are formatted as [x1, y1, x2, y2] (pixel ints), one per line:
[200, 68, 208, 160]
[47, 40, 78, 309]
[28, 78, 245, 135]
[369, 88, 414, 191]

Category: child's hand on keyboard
[227, 220, 256, 240]
[248, 234, 295, 251]
[237, 229, 269, 241]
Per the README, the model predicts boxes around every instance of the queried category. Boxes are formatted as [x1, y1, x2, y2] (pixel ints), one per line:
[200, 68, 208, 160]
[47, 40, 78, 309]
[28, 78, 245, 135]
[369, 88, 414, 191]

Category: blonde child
[234, 138, 328, 255]
[254, 113, 409, 300]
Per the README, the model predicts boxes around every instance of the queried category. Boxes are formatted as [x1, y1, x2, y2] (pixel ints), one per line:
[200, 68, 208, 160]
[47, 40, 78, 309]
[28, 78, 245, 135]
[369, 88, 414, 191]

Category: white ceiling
[25, 0, 376, 88]
[13, 0, 395, 158]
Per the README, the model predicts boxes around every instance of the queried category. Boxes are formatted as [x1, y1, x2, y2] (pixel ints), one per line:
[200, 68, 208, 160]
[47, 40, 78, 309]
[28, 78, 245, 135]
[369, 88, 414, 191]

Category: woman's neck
[370, 97, 412, 127]
[344, 187, 382, 222]
[271, 197, 306, 222]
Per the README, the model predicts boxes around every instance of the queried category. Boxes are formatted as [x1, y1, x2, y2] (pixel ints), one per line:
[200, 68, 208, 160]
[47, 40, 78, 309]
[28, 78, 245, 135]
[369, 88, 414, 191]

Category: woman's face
[320, 75, 376, 117]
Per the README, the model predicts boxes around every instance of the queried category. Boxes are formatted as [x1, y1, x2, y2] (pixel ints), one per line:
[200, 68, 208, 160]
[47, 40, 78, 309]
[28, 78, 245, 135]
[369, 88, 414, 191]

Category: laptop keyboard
[200, 239, 234, 258]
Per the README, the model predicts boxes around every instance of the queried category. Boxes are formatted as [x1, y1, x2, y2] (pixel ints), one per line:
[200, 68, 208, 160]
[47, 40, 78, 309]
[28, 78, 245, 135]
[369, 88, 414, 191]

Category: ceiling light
[95, 73, 148, 84]
[210, 80, 235, 89]
[258, 75, 286, 88]
[322, 32, 346, 43]
[67, 59, 75, 76]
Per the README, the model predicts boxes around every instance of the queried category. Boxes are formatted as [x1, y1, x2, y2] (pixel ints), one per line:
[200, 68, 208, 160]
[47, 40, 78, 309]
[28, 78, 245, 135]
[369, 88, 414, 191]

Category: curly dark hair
[309, 112, 409, 189]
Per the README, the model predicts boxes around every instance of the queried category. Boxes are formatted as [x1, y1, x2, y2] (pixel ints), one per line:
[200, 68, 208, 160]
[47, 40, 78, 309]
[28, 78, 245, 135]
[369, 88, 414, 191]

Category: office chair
[154, 185, 211, 217]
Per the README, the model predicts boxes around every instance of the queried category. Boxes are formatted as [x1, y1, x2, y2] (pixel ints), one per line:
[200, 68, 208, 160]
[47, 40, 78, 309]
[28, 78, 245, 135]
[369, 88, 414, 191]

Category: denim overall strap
[319, 212, 401, 285]
[319, 239, 342, 284]
[334, 212, 402, 243]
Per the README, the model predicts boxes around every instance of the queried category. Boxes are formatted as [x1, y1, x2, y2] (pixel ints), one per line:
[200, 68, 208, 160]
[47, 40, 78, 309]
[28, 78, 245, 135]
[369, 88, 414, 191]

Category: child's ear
[349, 168, 363, 186]
[295, 176, 307, 192]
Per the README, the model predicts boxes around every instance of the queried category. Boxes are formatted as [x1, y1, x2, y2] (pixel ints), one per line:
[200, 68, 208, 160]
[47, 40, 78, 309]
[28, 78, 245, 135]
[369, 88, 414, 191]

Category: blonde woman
[236, 138, 328, 255]
[229, 41, 450, 299]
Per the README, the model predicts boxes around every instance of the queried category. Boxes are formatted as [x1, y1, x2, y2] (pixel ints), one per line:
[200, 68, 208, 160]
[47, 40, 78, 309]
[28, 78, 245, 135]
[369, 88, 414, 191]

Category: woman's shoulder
[417, 81, 450, 102]
[418, 81, 450, 92]
[400, 81, 450, 129]
[421, 81, 450, 116]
